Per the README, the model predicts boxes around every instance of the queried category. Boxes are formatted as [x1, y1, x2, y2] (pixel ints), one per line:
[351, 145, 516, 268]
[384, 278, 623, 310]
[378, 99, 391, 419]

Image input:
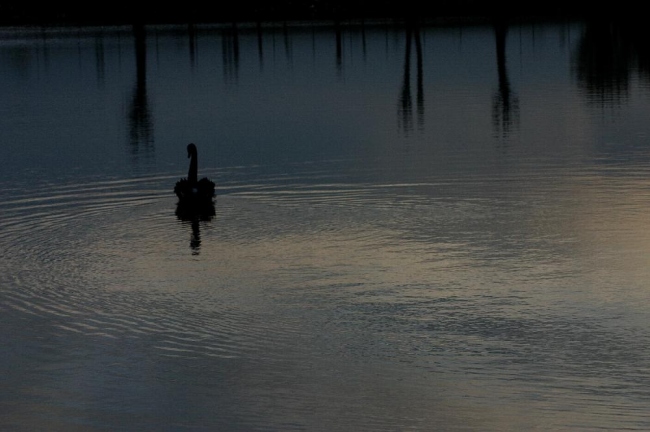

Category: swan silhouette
[174, 143, 215, 203]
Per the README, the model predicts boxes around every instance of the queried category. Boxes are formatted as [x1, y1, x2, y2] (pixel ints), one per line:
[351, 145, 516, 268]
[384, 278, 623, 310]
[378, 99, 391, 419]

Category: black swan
[174, 143, 216, 204]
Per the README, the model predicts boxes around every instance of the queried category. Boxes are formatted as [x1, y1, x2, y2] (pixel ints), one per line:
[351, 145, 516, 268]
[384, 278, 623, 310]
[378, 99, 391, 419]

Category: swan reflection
[176, 201, 215, 255]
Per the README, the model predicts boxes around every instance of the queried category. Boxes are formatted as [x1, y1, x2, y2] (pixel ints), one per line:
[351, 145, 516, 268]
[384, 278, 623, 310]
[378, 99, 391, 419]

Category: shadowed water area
[1, 20, 650, 431]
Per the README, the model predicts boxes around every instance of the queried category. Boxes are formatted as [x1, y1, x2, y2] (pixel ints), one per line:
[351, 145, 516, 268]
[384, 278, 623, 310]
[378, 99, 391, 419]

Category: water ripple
[0, 173, 305, 361]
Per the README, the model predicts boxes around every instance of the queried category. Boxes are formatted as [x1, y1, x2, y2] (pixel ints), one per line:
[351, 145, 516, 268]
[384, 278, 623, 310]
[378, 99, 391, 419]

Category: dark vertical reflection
[492, 19, 519, 138]
[415, 26, 424, 130]
[222, 24, 239, 82]
[257, 22, 264, 70]
[398, 23, 424, 134]
[361, 22, 368, 60]
[94, 32, 105, 88]
[40, 28, 50, 72]
[283, 22, 293, 67]
[335, 21, 343, 74]
[573, 19, 650, 106]
[188, 23, 198, 69]
[361, 20, 367, 60]
[129, 23, 154, 156]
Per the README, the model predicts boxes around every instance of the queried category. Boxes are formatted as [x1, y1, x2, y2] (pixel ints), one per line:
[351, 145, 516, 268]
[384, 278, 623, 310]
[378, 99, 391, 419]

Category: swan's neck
[188, 153, 198, 183]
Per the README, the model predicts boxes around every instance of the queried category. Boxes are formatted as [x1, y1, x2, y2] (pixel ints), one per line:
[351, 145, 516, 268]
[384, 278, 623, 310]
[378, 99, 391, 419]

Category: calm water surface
[1, 20, 650, 431]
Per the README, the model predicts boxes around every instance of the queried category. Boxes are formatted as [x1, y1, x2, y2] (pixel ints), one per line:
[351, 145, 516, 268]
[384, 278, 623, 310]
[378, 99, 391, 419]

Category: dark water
[1, 20, 650, 431]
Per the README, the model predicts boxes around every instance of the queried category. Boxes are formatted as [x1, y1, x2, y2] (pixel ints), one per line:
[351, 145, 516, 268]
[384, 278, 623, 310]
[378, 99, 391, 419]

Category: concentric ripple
[0, 173, 309, 362]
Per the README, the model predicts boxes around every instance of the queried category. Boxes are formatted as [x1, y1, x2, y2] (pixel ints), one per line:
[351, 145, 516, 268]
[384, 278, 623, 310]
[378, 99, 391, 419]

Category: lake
[1, 19, 650, 431]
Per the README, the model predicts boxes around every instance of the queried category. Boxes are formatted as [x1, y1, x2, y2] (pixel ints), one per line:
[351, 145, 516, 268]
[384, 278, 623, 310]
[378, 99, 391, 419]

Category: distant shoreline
[0, 0, 640, 30]
[0, 1, 624, 28]
[0, 16, 588, 31]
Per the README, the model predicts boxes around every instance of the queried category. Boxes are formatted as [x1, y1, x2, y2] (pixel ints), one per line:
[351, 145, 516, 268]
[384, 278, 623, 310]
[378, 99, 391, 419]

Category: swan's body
[174, 143, 215, 203]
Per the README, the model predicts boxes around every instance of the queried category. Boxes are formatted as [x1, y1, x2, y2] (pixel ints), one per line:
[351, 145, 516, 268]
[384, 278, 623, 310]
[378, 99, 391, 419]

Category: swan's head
[187, 143, 197, 158]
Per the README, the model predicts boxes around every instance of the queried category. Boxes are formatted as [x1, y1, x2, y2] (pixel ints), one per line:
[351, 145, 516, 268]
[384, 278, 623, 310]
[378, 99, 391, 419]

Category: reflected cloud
[492, 19, 519, 138]
[398, 23, 424, 134]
